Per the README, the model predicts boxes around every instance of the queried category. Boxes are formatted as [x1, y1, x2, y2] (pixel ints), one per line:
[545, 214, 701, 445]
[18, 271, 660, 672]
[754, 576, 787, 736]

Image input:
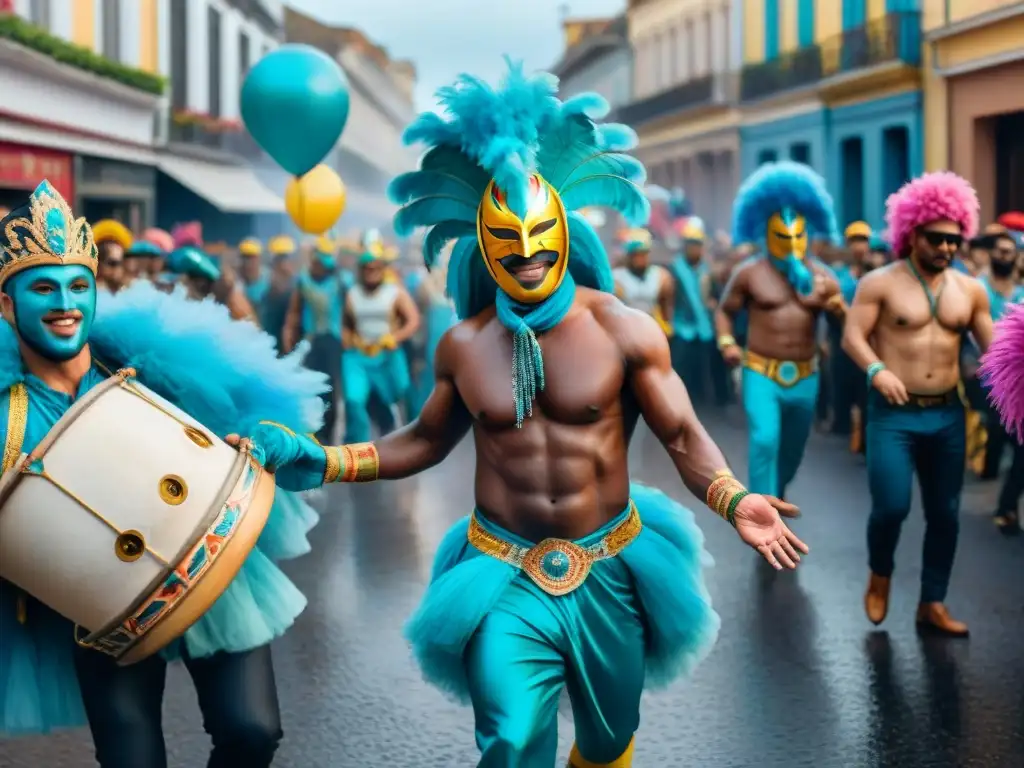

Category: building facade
[153, 0, 287, 243]
[551, 16, 633, 109]
[738, 0, 924, 232]
[922, 1, 1024, 220]
[622, 0, 742, 235]
[285, 7, 418, 238]
[2, 0, 164, 227]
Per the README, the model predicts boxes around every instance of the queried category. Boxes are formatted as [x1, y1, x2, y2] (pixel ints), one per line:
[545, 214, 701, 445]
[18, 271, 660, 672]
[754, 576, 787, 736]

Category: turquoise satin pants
[466, 560, 643, 767]
[742, 368, 819, 498]
[341, 348, 410, 444]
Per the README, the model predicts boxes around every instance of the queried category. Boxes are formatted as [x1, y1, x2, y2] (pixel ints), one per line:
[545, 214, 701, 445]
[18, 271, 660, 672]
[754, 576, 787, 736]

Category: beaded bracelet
[866, 361, 886, 382]
[706, 470, 746, 528]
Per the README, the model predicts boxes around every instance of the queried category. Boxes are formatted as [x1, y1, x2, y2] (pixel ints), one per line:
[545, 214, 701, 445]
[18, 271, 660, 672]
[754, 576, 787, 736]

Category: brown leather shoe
[864, 572, 891, 625]
[916, 603, 969, 637]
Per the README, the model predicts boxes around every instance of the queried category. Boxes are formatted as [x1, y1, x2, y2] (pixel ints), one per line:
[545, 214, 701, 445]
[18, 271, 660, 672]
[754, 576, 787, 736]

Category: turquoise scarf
[769, 254, 813, 296]
[670, 257, 713, 342]
[495, 273, 577, 427]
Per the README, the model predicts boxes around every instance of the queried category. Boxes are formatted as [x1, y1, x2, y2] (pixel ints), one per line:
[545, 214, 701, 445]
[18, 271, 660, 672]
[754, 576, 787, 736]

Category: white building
[551, 16, 633, 111]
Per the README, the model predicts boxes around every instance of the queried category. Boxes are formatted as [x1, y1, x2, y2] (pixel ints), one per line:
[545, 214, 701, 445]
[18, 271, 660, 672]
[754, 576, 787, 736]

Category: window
[208, 7, 223, 119]
[757, 149, 778, 166]
[683, 20, 695, 81]
[790, 142, 811, 165]
[170, 0, 188, 110]
[239, 31, 251, 79]
[29, 0, 51, 30]
[102, 0, 120, 61]
[764, 0, 780, 61]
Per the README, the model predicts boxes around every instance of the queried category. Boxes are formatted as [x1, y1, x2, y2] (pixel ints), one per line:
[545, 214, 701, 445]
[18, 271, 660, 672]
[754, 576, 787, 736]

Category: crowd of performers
[1, 60, 1022, 768]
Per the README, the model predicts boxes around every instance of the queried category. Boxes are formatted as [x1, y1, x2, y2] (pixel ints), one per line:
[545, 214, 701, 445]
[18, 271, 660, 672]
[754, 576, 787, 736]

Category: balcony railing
[740, 45, 822, 102]
[618, 72, 738, 127]
[820, 11, 921, 77]
[165, 115, 265, 161]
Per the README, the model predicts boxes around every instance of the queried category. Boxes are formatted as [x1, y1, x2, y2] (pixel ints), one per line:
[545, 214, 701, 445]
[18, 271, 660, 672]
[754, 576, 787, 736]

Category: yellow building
[922, 1, 1024, 220]
[738, 0, 924, 230]
[622, 0, 741, 236]
[61, 0, 161, 74]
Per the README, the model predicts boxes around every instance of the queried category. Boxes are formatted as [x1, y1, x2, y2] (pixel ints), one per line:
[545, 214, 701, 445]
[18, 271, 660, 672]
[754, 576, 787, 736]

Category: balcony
[820, 12, 921, 77]
[740, 45, 822, 102]
[164, 111, 266, 162]
[618, 72, 738, 127]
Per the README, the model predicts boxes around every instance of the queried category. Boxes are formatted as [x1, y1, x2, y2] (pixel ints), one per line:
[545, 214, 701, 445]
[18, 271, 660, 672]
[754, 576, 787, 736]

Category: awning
[0, 116, 156, 165]
[156, 154, 284, 214]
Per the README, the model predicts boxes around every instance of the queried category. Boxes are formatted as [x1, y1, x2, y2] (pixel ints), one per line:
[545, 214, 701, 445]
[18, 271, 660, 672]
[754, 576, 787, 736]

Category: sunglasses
[921, 230, 963, 249]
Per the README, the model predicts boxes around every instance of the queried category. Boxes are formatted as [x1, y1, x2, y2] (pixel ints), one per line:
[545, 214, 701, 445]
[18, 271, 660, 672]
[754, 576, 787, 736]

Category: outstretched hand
[733, 494, 809, 570]
[225, 423, 328, 492]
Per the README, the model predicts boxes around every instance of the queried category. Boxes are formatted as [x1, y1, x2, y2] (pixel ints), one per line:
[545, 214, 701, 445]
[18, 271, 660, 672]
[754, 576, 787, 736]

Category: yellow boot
[567, 738, 635, 767]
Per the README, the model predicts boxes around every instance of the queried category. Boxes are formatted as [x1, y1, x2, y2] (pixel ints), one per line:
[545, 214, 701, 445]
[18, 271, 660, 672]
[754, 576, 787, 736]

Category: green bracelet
[726, 490, 748, 527]
[866, 361, 885, 382]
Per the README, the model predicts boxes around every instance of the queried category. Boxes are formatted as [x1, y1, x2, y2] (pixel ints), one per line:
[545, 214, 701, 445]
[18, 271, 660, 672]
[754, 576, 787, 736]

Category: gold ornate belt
[744, 350, 817, 387]
[467, 503, 642, 597]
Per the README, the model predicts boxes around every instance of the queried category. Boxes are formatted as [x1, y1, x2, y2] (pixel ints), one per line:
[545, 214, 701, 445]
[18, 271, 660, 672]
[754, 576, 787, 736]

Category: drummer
[0, 181, 327, 766]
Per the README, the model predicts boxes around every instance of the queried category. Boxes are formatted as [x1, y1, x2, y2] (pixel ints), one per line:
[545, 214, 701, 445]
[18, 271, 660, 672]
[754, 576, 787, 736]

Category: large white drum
[0, 368, 275, 665]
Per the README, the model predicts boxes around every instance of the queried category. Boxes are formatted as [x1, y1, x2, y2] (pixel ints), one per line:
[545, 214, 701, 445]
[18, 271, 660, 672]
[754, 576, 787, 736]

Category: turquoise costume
[341, 252, 411, 443]
[731, 162, 838, 498]
[249, 63, 719, 767]
[0, 183, 328, 739]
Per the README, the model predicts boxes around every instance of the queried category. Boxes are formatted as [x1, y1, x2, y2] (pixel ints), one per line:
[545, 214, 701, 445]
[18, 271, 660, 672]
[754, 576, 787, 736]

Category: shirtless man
[237, 66, 807, 767]
[842, 172, 992, 636]
[612, 228, 674, 334]
[715, 162, 843, 499]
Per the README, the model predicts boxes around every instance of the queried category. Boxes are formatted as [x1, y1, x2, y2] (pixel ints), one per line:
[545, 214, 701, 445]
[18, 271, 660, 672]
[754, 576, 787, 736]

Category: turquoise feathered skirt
[0, 489, 316, 736]
[404, 483, 720, 704]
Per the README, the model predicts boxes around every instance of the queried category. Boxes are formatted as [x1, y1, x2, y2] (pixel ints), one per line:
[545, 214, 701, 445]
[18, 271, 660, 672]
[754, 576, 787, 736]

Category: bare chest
[882, 278, 971, 333]
[454, 318, 625, 430]
[748, 262, 830, 312]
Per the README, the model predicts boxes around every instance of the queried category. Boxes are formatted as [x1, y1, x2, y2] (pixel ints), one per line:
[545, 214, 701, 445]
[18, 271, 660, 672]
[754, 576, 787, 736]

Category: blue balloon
[241, 45, 350, 177]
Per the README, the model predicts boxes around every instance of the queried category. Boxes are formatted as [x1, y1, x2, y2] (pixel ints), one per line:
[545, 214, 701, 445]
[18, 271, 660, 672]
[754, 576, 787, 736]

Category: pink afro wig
[171, 221, 203, 249]
[980, 304, 1024, 442]
[884, 172, 979, 258]
[140, 227, 173, 253]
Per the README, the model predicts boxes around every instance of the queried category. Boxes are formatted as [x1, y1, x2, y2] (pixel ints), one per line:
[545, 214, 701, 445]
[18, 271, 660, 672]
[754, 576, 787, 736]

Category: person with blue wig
[340, 249, 420, 443]
[237, 60, 809, 767]
[0, 181, 329, 765]
[715, 162, 844, 501]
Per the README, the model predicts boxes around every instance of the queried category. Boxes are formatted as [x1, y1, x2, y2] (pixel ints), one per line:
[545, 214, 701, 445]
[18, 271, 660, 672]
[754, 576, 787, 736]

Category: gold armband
[706, 470, 748, 527]
[326, 442, 380, 483]
[716, 335, 737, 351]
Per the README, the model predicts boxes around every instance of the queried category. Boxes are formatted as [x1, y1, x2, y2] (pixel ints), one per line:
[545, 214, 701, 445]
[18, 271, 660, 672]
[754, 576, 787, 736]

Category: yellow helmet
[92, 219, 133, 250]
[268, 235, 296, 255]
[239, 237, 262, 257]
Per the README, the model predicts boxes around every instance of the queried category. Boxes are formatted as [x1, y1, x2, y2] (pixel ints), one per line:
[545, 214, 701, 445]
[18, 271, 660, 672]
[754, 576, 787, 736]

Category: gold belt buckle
[521, 539, 594, 597]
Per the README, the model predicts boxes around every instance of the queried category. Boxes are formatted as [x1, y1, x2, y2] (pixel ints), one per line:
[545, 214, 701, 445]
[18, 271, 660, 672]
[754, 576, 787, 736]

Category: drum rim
[79, 445, 252, 654]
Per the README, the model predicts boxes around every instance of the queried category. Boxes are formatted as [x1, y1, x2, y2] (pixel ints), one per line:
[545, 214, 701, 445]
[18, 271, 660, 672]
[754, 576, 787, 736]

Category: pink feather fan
[980, 304, 1024, 442]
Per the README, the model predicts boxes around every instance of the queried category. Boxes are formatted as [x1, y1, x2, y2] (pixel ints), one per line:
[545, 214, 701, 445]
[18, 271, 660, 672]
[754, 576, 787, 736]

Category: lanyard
[907, 258, 945, 318]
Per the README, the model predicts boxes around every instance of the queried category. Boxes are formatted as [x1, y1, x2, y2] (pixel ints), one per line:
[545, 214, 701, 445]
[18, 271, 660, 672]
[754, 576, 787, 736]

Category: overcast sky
[289, 0, 627, 111]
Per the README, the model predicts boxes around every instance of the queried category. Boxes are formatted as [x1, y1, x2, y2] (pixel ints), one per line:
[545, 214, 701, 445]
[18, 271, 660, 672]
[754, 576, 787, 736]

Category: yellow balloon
[285, 165, 346, 234]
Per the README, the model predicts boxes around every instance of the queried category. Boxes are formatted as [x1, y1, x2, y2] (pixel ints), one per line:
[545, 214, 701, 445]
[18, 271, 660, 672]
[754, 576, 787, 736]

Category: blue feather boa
[0, 282, 328, 435]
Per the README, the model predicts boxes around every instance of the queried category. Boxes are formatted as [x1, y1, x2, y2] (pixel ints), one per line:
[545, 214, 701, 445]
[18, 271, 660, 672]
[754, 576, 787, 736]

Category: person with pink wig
[842, 172, 994, 636]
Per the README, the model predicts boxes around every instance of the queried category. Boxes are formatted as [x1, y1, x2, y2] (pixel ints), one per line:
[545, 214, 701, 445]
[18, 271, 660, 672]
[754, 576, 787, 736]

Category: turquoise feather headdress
[732, 161, 838, 246]
[388, 59, 650, 320]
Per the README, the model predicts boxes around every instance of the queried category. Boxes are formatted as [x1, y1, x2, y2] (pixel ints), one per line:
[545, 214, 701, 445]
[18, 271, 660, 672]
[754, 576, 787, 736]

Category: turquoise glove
[246, 421, 328, 492]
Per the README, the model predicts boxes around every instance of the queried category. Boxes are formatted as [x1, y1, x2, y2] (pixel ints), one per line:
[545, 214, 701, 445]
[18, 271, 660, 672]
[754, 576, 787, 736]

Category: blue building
[738, 1, 923, 232]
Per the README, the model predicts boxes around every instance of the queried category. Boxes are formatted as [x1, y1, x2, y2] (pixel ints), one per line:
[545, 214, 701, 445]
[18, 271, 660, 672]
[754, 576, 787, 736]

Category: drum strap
[2, 383, 28, 475]
[2, 384, 28, 624]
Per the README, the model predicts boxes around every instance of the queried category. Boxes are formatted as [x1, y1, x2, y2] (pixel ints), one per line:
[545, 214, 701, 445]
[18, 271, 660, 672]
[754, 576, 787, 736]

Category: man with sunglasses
[843, 172, 994, 636]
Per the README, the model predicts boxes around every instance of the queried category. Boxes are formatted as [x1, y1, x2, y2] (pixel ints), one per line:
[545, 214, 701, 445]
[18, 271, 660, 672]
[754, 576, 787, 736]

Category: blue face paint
[7, 265, 96, 361]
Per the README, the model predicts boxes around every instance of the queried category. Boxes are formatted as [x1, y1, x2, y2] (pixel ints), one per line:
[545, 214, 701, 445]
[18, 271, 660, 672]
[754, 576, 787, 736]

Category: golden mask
[476, 175, 569, 303]
[765, 209, 807, 261]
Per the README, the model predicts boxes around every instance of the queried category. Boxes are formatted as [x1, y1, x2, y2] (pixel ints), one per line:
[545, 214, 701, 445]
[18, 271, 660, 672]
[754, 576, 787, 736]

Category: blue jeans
[865, 391, 965, 603]
[742, 368, 819, 498]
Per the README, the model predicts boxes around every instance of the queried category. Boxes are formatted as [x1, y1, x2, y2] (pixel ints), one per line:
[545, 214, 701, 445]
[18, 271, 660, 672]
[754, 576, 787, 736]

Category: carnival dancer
[237, 62, 807, 768]
[341, 250, 420, 443]
[668, 218, 726, 406]
[92, 220, 132, 294]
[714, 162, 843, 500]
[405, 249, 457, 419]
[281, 237, 346, 442]
[612, 228, 674, 334]
[167, 227, 258, 324]
[0, 182, 327, 765]
[238, 236, 271, 311]
[842, 172, 993, 635]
